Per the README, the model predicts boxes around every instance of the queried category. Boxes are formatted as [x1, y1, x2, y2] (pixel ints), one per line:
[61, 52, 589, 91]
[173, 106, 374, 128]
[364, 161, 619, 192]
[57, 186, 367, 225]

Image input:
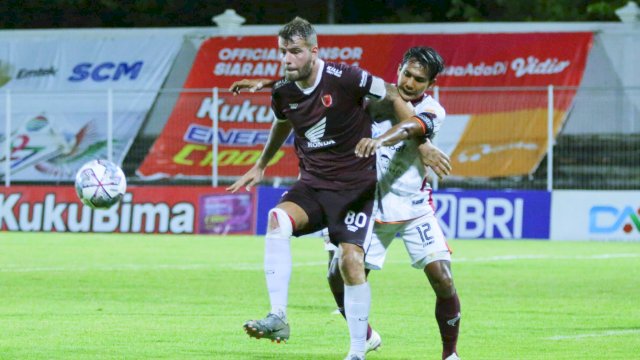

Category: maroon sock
[338, 307, 372, 339]
[435, 293, 461, 359]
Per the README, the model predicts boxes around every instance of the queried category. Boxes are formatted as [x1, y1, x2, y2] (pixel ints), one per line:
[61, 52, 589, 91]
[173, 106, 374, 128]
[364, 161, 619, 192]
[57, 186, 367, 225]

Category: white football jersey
[373, 94, 445, 222]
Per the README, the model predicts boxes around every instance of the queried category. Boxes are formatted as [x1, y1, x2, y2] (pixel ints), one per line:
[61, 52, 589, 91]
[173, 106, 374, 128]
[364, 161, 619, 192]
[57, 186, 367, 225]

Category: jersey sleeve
[337, 64, 386, 101]
[415, 98, 446, 139]
[270, 89, 287, 121]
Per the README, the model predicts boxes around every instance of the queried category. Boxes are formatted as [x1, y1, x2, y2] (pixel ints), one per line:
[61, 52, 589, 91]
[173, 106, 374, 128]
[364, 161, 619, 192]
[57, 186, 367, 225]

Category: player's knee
[425, 262, 456, 298]
[433, 277, 455, 298]
[267, 208, 294, 238]
[438, 275, 455, 296]
[339, 245, 365, 284]
[339, 247, 364, 267]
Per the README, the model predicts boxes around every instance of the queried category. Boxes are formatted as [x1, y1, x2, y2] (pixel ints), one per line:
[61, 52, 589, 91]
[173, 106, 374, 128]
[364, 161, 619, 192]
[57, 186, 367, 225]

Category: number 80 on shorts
[344, 211, 368, 232]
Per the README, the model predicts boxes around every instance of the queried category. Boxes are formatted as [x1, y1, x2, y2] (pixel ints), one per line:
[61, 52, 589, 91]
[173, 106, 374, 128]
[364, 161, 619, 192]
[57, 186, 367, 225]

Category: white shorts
[365, 213, 451, 270]
[321, 228, 338, 251]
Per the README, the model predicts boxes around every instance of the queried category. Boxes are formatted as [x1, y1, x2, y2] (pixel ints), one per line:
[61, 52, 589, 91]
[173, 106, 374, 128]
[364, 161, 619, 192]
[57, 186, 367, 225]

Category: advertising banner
[433, 190, 551, 239]
[0, 185, 256, 234]
[253, 186, 551, 239]
[139, 32, 592, 179]
[0, 37, 180, 181]
[551, 190, 640, 241]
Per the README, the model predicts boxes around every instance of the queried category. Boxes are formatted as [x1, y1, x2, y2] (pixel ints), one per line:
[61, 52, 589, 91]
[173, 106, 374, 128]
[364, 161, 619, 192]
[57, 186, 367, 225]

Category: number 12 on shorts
[344, 211, 368, 232]
[416, 223, 434, 247]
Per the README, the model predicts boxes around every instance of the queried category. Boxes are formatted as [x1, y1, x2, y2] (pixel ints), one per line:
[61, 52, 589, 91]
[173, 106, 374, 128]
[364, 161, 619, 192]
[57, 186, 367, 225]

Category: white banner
[551, 190, 640, 241]
[0, 36, 180, 181]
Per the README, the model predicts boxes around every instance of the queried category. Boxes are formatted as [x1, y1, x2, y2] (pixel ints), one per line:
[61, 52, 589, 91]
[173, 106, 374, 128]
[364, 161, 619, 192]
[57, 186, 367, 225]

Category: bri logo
[434, 194, 525, 239]
[589, 206, 640, 234]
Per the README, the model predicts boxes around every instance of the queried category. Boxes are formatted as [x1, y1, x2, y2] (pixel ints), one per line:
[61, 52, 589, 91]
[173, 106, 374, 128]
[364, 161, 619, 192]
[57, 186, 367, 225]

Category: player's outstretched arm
[229, 78, 277, 95]
[226, 119, 292, 192]
[385, 83, 416, 124]
[418, 140, 452, 180]
[355, 115, 429, 158]
[356, 82, 427, 157]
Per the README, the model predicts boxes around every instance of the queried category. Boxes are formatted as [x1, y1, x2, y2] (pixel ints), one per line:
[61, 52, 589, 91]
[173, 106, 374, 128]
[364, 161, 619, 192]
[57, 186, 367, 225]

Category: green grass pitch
[0, 233, 639, 359]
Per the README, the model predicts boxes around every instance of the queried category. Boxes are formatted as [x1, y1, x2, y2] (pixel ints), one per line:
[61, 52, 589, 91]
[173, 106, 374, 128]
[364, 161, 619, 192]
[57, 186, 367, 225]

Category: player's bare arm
[229, 78, 277, 95]
[355, 81, 423, 158]
[355, 114, 430, 158]
[226, 119, 293, 192]
[384, 83, 416, 122]
[365, 99, 396, 122]
[418, 139, 452, 179]
[365, 85, 414, 124]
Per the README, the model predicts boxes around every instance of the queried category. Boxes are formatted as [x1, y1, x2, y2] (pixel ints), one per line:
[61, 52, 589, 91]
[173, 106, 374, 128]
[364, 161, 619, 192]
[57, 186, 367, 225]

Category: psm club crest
[322, 94, 333, 107]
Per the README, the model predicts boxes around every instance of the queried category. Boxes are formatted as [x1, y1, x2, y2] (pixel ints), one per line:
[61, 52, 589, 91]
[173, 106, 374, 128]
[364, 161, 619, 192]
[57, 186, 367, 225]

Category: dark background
[0, 0, 628, 28]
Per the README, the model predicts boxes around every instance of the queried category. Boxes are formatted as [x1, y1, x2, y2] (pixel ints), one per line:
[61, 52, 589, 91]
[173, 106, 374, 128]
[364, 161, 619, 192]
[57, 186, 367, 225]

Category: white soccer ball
[75, 159, 127, 209]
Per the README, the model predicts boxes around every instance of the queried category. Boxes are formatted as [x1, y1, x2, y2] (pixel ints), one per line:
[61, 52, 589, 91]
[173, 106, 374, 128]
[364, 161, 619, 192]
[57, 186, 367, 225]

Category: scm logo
[589, 206, 640, 234]
[68, 61, 143, 82]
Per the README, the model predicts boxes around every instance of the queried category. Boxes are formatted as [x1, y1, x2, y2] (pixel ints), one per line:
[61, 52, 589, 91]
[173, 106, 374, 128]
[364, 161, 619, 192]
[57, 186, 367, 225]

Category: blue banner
[434, 190, 550, 239]
[256, 186, 289, 235]
[255, 187, 551, 239]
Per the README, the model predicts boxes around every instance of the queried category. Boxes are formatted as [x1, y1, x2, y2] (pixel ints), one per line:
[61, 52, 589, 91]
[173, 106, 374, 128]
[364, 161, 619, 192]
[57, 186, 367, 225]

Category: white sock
[264, 210, 292, 320]
[344, 282, 371, 356]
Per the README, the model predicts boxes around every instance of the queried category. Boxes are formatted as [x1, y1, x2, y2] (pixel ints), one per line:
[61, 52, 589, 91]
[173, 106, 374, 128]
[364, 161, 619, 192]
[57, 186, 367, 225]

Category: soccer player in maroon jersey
[230, 46, 461, 359]
[227, 17, 414, 360]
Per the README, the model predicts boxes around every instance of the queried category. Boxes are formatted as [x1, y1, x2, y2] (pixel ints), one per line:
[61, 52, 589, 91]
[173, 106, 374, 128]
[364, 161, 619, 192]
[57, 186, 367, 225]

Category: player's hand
[418, 141, 452, 179]
[229, 79, 266, 95]
[355, 138, 382, 158]
[226, 164, 265, 192]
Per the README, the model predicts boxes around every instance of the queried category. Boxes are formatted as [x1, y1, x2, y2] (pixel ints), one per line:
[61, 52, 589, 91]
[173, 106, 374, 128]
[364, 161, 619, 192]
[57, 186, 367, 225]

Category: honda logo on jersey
[305, 117, 327, 141]
[322, 94, 332, 107]
[304, 117, 336, 148]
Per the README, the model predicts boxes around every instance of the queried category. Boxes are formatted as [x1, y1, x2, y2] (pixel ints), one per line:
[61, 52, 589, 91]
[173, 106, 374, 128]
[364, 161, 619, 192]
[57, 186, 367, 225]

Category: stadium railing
[1, 86, 638, 191]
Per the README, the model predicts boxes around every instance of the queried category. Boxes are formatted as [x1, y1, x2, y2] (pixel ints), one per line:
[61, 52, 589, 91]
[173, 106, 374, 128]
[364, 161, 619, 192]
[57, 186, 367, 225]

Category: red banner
[0, 186, 256, 234]
[138, 32, 592, 179]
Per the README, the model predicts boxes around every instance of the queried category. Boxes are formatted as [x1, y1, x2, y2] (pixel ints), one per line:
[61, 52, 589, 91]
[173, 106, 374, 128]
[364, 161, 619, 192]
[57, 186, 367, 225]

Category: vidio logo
[589, 206, 640, 234]
[344, 211, 368, 232]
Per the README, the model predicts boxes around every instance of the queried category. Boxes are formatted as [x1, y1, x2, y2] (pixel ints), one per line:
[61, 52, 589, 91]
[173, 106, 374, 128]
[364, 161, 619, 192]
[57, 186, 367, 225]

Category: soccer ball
[75, 159, 127, 209]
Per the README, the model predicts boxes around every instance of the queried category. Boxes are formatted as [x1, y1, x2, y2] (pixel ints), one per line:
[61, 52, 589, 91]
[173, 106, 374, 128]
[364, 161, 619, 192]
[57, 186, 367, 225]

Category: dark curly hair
[401, 47, 445, 82]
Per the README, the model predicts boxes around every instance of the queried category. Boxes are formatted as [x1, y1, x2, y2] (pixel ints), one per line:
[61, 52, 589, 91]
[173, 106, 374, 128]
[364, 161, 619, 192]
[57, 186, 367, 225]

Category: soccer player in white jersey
[350, 46, 462, 360]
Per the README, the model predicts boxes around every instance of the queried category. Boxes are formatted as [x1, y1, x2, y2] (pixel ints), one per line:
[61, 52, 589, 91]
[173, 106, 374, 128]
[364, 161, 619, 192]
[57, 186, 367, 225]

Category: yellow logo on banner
[173, 144, 285, 167]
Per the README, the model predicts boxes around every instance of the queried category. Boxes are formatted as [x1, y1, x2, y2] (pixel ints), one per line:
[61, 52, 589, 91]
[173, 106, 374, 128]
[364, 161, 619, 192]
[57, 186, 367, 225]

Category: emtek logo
[68, 61, 143, 82]
[589, 206, 640, 234]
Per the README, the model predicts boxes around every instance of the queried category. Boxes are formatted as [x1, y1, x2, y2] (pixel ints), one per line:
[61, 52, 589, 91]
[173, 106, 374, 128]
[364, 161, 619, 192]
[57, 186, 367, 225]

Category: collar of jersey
[295, 59, 325, 95]
[410, 92, 428, 106]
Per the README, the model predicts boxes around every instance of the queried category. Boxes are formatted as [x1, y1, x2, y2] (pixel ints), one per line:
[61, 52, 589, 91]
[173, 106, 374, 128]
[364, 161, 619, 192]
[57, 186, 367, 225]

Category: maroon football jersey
[271, 61, 381, 190]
